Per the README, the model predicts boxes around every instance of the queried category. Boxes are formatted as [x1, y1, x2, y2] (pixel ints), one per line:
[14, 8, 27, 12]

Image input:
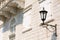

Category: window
[9, 34, 15, 40]
[23, 9, 32, 28]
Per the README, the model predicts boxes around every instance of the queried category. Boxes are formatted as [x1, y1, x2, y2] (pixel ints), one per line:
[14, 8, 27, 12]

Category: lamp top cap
[40, 7, 48, 13]
[43, 7, 46, 10]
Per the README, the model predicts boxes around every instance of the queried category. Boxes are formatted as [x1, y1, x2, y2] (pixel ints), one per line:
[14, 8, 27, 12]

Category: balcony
[0, 0, 24, 23]
[0, 0, 5, 4]
[0, 15, 7, 22]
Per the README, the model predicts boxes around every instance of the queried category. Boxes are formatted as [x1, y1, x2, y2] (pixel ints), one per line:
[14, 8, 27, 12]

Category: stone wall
[2, 0, 60, 40]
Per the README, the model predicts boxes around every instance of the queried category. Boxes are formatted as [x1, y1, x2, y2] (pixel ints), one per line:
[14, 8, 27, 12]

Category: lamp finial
[43, 7, 44, 10]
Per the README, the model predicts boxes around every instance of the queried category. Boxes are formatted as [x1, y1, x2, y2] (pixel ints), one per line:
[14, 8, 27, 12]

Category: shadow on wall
[51, 32, 57, 40]
[2, 11, 24, 33]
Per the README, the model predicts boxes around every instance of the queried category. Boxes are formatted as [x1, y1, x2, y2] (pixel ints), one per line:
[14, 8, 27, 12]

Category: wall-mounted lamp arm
[47, 24, 57, 37]
[40, 23, 57, 37]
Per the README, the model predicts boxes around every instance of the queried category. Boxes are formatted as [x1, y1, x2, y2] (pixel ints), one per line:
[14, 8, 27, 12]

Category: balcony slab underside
[0, 0, 24, 23]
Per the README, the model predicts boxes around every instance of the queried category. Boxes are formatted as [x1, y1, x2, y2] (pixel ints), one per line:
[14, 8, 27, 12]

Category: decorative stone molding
[0, 15, 7, 22]
[0, 11, 12, 18]
[15, 0, 25, 8]
[9, 33, 15, 39]
[0, 0, 5, 4]
[24, 4, 32, 13]
[22, 28, 32, 34]
[38, 0, 45, 4]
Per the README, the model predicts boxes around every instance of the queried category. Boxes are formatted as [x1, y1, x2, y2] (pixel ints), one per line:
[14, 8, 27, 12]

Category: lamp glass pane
[44, 13, 46, 19]
[40, 13, 43, 20]
[40, 12, 47, 21]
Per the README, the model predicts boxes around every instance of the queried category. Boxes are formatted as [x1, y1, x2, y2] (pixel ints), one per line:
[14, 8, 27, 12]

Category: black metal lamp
[39, 7, 57, 37]
[39, 7, 48, 24]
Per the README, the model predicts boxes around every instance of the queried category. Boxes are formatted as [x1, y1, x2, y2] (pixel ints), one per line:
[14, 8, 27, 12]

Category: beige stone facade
[0, 0, 60, 40]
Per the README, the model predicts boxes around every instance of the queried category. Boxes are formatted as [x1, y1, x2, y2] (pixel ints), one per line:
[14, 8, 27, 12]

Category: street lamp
[39, 7, 48, 24]
[39, 7, 57, 37]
